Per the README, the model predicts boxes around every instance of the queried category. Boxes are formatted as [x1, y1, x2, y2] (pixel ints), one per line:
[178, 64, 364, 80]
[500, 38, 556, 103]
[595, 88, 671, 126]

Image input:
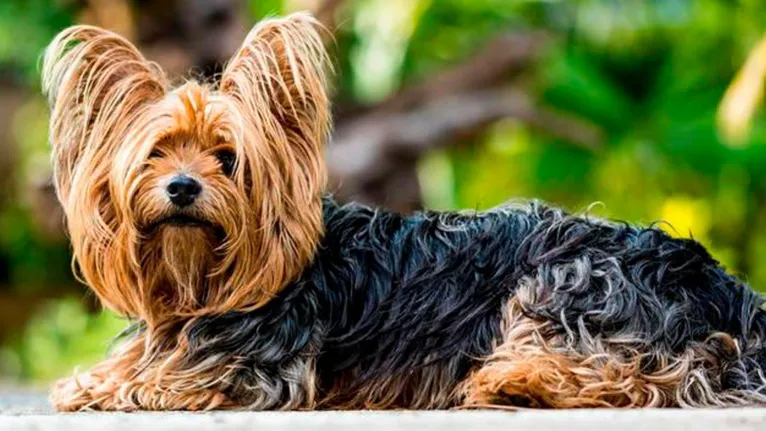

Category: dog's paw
[49, 373, 134, 412]
[50, 373, 235, 411]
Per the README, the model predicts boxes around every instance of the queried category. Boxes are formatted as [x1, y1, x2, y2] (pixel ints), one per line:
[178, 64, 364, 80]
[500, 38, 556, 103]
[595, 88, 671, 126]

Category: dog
[42, 12, 766, 411]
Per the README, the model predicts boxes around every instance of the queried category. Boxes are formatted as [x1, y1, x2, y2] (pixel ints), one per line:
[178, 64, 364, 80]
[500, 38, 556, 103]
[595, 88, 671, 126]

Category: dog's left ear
[218, 12, 331, 309]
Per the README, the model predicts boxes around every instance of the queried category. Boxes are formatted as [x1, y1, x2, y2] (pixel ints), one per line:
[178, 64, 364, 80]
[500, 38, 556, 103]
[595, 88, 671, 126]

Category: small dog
[43, 13, 766, 411]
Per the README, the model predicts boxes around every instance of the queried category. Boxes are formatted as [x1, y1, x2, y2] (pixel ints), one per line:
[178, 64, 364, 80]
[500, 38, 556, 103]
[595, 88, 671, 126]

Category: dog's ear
[218, 13, 331, 309]
[42, 26, 167, 317]
[42, 25, 166, 205]
[220, 12, 330, 202]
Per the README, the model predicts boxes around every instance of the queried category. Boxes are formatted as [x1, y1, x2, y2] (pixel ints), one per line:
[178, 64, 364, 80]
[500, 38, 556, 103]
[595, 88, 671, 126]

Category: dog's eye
[148, 149, 162, 159]
[215, 149, 236, 176]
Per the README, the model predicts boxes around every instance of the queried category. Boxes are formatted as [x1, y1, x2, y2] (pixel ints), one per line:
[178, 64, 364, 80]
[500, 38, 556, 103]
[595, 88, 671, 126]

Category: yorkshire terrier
[42, 13, 766, 411]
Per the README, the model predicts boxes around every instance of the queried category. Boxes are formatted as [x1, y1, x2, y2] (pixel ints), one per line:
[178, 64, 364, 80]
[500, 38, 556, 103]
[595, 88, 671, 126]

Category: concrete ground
[2, 390, 766, 431]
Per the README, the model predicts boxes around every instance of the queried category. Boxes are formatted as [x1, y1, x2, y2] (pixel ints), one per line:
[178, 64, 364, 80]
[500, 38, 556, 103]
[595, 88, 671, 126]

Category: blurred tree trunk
[78, 0, 248, 78]
[0, 72, 29, 288]
[0, 72, 26, 207]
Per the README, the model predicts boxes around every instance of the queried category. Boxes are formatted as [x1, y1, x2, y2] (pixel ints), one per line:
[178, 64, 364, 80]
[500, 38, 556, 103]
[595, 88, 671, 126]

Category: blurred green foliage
[0, 0, 764, 382]
[0, 0, 74, 84]
[1, 98, 71, 291]
[1, 299, 126, 382]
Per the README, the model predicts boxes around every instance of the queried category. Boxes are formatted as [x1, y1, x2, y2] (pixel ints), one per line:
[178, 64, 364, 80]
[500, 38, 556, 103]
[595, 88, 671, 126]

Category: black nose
[166, 176, 201, 207]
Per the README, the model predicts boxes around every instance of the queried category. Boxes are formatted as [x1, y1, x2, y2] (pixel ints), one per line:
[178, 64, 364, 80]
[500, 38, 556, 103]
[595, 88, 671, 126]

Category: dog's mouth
[145, 214, 216, 233]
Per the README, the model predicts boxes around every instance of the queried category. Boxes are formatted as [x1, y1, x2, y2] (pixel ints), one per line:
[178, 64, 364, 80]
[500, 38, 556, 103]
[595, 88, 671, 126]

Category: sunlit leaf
[658, 195, 711, 243]
[718, 35, 766, 145]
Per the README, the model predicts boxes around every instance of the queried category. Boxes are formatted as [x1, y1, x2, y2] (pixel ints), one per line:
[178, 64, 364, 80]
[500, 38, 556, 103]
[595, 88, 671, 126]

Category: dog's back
[306, 197, 766, 408]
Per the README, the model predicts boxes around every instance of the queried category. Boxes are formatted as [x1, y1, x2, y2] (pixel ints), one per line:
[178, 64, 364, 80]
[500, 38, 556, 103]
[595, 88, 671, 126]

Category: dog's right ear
[42, 25, 167, 205]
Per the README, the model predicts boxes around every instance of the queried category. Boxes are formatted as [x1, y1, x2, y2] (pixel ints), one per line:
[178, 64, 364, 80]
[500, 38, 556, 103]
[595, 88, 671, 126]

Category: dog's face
[42, 13, 330, 324]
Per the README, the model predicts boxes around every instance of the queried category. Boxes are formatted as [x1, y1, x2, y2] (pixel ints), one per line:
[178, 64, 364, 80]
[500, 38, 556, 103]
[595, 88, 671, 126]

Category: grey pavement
[2, 390, 766, 430]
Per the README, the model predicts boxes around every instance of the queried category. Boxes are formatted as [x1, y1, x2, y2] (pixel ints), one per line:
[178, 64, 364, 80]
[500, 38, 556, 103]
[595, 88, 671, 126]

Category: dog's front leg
[49, 334, 235, 412]
[50, 359, 317, 411]
[50, 335, 143, 412]
[50, 367, 129, 412]
[50, 340, 319, 411]
[51, 362, 236, 412]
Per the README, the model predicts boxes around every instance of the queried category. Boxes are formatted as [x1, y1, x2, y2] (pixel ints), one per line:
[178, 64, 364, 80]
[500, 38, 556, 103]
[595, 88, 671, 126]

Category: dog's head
[42, 13, 330, 324]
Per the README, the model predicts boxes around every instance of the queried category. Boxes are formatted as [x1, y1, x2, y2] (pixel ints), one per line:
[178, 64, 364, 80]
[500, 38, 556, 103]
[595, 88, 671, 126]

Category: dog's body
[114, 197, 766, 410]
[42, 13, 766, 411]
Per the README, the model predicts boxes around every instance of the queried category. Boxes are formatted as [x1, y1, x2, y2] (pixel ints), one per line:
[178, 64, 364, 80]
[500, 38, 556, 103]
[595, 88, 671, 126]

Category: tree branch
[335, 31, 548, 121]
[313, 0, 347, 32]
[328, 89, 603, 199]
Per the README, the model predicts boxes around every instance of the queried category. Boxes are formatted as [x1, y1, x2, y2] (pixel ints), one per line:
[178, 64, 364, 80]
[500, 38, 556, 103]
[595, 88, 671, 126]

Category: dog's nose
[166, 176, 201, 207]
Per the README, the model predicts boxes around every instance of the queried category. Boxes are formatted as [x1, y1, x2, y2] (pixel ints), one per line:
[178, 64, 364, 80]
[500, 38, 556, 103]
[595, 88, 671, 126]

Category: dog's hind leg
[459, 278, 766, 408]
[458, 296, 697, 408]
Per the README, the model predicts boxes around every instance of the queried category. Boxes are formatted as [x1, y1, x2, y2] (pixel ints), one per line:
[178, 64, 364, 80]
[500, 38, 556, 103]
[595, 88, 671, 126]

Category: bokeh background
[0, 0, 765, 386]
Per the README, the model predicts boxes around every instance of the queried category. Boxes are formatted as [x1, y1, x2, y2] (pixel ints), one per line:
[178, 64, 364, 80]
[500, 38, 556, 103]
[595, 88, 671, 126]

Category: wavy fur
[43, 13, 766, 411]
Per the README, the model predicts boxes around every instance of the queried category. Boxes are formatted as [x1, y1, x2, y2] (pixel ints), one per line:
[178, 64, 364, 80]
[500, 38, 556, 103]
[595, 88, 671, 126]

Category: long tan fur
[44, 12, 331, 411]
[43, 25, 168, 318]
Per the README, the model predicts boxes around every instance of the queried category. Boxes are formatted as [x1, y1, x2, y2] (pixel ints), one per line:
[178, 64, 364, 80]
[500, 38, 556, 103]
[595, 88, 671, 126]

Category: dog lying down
[41, 12, 766, 411]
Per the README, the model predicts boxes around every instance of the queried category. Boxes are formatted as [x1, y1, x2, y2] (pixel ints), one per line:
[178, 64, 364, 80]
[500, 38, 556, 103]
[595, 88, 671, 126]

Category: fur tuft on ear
[42, 26, 167, 316]
[217, 12, 332, 310]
